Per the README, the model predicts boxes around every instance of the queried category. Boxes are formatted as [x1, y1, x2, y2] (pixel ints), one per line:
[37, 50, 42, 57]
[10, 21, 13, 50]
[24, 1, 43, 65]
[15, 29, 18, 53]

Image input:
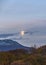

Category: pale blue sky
[0, 0, 46, 29]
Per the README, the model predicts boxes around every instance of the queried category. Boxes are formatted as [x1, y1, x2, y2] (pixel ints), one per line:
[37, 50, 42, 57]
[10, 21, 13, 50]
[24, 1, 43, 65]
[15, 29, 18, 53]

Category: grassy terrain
[0, 45, 46, 65]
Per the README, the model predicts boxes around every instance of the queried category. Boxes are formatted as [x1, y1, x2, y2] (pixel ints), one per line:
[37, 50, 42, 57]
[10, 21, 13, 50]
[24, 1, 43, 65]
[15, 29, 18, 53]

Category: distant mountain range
[0, 39, 30, 51]
[0, 34, 14, 38]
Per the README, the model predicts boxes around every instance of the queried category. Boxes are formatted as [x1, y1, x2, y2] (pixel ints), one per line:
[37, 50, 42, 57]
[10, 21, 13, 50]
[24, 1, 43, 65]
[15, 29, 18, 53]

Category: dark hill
[37, 45, 46, 55]
[0, 39, 30, 51]
[0, 45, 46, 65]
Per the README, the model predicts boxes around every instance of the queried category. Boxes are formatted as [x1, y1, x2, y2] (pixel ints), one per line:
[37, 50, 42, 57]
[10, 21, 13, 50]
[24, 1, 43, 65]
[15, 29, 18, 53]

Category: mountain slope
[0, 39, 30, 51]
[0, 45, 46, 65]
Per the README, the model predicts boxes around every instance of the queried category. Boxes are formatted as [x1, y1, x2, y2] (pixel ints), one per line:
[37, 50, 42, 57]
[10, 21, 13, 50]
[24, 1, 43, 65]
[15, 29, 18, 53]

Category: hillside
[0, 39, 30, 51]
[0, 45, 46, 65]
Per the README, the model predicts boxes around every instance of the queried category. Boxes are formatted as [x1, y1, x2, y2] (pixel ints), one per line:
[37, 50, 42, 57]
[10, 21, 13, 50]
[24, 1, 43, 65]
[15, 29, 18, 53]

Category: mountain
[10, 45, 46, 65]
[0, 45, 46, 65]
[0, 39, 30, 51]
[0, 34, 14, 38]
[37, 45, 46, 55]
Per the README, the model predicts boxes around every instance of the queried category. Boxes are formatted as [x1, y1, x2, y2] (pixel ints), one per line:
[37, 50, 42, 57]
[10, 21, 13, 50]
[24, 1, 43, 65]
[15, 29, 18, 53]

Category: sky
[0, 0, 46, 47]
[0, 0, 46, 29]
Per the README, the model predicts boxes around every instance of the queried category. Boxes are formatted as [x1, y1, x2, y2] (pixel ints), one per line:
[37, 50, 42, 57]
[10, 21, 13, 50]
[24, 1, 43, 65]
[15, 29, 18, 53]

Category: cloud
[0, 34, 14, 38]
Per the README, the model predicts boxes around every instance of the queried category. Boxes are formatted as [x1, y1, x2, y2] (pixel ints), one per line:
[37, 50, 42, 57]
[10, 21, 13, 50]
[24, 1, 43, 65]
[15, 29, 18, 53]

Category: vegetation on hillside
[0, 45, 46, 65]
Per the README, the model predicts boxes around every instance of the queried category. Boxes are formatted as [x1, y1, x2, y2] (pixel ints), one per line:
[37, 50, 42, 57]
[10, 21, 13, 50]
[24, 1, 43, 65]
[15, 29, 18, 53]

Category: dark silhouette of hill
[37, 45, 46, 55]
[0, 45, 46, 65]
[0, 39, 30, 51]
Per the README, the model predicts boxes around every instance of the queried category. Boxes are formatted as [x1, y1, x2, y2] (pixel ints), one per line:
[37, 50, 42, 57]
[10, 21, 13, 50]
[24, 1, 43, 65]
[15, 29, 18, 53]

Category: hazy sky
[0, 0, 46, 47]
[0, 0, 46, 29]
